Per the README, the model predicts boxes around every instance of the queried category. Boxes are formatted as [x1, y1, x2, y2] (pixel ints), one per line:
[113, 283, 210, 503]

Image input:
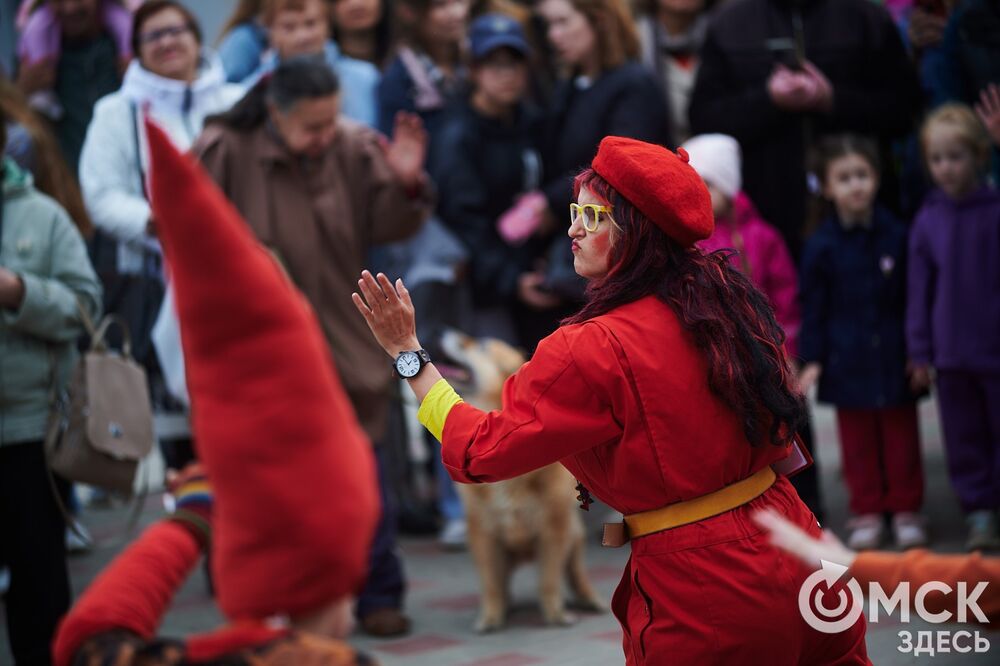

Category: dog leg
[469, 526, 509, 633]
[566, 535, 605, 612]
[537, 531, 575, 626]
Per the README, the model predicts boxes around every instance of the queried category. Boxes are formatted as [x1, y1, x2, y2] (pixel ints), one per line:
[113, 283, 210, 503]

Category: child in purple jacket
[16, 0, 134, 119]
[908, 104, 1000, 551]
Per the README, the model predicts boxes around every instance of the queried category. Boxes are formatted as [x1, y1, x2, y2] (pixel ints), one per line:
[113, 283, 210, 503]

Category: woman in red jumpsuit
[353, 137, 870, 664]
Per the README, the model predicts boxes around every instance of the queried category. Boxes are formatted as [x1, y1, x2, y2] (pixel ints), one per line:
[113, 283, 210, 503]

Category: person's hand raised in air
[381, 111, 428, 192]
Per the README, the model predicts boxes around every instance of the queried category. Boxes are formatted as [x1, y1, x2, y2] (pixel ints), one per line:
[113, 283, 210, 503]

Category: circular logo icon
[798, 560, 865, 634]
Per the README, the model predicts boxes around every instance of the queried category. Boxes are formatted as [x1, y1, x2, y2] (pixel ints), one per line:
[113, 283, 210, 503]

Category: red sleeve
[851, 550, 1000, 624]
[440, 325, 625, 483]
[53, 520, 202, 666]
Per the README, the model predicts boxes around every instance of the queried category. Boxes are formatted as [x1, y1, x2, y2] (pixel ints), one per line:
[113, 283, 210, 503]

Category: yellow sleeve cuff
[417, 378, 464, 442]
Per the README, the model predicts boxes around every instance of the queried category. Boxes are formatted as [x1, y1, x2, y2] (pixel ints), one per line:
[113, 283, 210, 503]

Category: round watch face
[395, 351, 422, 378]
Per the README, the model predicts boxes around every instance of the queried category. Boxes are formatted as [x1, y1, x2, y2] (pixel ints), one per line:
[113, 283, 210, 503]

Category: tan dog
[440, 331, 605, 633]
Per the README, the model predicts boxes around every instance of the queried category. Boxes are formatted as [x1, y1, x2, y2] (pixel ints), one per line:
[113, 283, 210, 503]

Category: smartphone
[765, 37, 803, 71]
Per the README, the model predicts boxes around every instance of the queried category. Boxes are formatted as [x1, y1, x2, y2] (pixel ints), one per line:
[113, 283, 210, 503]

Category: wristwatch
[393, 349, 432, 379]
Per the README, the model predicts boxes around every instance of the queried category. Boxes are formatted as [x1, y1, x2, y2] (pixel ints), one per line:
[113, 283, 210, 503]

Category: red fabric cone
[591, 136, 714, 246]
[144, 119, 379, 620]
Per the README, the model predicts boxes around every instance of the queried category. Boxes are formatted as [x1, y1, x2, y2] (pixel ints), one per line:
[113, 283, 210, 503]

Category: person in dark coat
[799, 135, 926, 552]
[432, 13, 544, 343]
[939, 0, 1000, 184]
[376, 0, 471, 176]
[939, 0, 1000, 107]
[426, 13, 544, 548]
[689, 0, 921, 258]
[524, 0, 670, 346]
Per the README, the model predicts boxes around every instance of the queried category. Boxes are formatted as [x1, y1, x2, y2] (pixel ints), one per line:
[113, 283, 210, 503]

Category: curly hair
[566, 169, 807, 448]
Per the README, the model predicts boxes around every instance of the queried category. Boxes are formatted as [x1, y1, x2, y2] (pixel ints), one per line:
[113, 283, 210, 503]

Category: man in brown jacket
[194, 56, 432, 637]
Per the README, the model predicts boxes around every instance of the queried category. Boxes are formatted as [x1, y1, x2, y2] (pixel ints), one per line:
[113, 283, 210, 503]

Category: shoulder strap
[398, 47, 445, 111]
[131, 102, 148, 201]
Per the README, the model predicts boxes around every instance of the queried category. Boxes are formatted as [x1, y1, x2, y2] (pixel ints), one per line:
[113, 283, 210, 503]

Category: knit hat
[591, 136, 713, 246]
[680, 134, 742, 200]
[144, 119, 379, 621]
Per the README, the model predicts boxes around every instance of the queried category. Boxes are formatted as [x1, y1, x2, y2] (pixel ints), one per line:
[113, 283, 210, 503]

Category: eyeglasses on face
[139, 24, 192, 46]
[570, 202, 622, 233]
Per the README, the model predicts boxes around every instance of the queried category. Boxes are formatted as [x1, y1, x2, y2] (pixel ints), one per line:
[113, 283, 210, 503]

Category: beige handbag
[45, 309, 155, 496]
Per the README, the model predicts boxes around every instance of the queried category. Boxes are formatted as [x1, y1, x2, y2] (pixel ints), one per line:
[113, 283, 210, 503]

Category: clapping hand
[974, 84, 1000, 148]
[382, 112, 428, 191]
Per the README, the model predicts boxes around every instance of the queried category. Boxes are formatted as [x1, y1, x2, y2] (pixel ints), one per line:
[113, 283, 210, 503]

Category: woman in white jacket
[81, 1, 243, 277]
[79, 0, 243, 467]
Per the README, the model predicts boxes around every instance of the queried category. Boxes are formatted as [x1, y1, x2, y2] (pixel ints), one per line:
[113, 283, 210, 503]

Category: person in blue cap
[432, 13, 546, 347]
[429, 12, 546, 547]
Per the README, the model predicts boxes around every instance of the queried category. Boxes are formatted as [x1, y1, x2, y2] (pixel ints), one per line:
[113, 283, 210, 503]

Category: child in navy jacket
[800, 135, 926, 551]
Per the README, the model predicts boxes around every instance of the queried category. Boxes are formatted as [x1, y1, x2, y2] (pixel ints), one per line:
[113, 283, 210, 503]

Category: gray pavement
[2, 398, 998, 664]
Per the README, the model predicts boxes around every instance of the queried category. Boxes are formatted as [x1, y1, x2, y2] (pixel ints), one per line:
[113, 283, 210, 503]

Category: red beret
[591, 136, 714, 246]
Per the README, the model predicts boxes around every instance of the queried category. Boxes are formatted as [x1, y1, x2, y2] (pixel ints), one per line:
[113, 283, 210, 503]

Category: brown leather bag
[45, 310, 155, 496]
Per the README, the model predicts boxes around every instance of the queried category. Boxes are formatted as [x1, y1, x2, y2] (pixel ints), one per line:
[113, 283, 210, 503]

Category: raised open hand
[975, 83, 1000, 148]
[383, 112, 428, 190]
[351, 270, 421, 358]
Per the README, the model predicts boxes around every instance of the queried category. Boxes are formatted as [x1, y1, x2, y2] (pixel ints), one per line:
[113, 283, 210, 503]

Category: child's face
[925, 125, 980, 200]
[822, 153, 878, 221]
[472, 49, 528, 108]
[705, 182, 732, 220]
[269, 0, 329, 60]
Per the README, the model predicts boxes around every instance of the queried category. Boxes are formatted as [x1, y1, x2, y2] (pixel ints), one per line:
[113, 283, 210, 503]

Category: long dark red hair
[567, 169, 806, 448]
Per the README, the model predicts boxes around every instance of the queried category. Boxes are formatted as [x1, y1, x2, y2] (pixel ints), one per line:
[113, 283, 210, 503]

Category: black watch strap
[392, 349, 432, 377]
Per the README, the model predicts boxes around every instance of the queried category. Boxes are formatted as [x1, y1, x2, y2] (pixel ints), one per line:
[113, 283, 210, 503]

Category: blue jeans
[357, 446, 406, 617]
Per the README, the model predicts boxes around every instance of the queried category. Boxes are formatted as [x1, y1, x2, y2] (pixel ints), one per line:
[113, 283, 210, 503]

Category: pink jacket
[698, 192, 801, 357]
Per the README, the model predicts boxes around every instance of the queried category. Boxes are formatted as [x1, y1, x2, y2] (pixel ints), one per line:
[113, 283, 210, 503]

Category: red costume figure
[53, 120, 380, 665]
[354, 138, 871, 664]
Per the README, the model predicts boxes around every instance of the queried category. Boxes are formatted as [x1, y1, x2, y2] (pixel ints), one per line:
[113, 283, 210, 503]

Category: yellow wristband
[417, 378, 463, 442]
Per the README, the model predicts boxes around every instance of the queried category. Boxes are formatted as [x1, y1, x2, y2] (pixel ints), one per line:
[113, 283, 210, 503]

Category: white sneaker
[966, 510, 1000, 552]
[891, 512, 928, 549]
[846, 514, 884, 550]
[438, 518, 467, 550]
[66, 522, 94, 554]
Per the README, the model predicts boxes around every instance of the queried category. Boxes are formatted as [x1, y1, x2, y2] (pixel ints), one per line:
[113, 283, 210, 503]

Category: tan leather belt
[602, 466, 777, 547]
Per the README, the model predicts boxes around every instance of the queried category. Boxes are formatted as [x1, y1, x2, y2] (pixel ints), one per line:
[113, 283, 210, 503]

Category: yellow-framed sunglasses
[570, 203, 622, 233]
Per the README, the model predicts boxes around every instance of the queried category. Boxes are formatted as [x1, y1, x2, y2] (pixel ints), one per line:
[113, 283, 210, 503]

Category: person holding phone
[690, 0, 921, 258]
